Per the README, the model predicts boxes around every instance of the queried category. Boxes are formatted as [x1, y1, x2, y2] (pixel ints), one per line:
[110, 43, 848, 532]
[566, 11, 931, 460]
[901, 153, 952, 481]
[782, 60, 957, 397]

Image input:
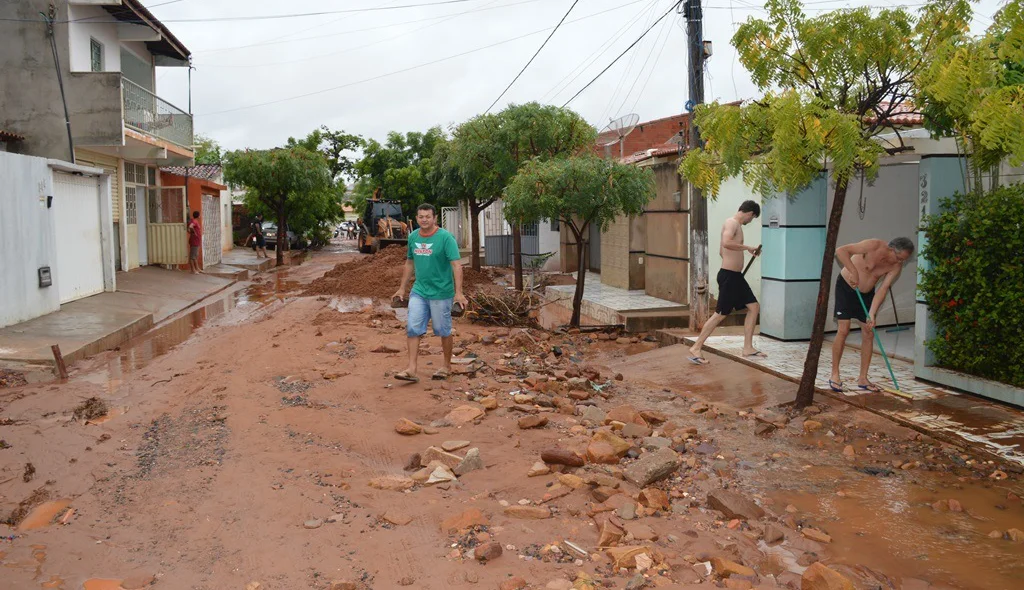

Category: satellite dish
[596, 113, 640, 159]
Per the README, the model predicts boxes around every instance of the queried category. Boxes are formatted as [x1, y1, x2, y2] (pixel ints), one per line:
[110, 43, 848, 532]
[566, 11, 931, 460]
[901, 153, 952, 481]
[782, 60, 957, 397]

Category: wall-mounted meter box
[38, 266, 52, 288]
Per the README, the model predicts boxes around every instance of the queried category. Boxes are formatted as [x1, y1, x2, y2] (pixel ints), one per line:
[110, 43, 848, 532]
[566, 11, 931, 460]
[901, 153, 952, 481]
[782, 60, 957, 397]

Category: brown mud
[0, 243, 1021, 590]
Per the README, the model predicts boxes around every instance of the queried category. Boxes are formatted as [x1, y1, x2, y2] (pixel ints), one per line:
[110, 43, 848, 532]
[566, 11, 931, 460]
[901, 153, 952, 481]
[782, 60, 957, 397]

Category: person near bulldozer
[392, 204, 468, 382]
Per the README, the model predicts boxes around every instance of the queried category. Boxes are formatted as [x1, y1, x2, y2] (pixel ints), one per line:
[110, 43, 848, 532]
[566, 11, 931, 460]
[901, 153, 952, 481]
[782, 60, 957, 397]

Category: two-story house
[1, 0, 194, 273]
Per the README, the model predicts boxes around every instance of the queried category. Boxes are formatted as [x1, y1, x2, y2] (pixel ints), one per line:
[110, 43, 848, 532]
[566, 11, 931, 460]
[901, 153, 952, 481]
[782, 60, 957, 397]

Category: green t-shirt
[408, 227, 461, 300]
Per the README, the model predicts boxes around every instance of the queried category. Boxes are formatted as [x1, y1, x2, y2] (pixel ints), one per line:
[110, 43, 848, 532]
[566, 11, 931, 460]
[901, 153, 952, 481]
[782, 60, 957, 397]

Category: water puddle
[40, 575, 64, 589]
[771, 469, 1024, 587]
[77, 276, 305, 393]
[329, 296, 374, 313]
[17, 500, 71, 531]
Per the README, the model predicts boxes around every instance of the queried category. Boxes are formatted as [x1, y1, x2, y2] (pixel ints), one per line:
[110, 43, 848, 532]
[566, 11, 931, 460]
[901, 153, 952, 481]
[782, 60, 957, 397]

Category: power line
[197, 0, 643, 117]
[601, 0, 661, 122]
[483, 0, 580, 114]
[196, 0, 507, 68]
[540, 0, 657, 104]
[562, 1, 683, 108]
[629, 12, 675, 113]
[1, 0, 488, 24]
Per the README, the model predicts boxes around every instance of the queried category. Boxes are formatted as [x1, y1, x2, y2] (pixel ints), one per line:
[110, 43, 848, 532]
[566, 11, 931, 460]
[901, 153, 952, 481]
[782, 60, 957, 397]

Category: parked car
[262, 222, 304, 250]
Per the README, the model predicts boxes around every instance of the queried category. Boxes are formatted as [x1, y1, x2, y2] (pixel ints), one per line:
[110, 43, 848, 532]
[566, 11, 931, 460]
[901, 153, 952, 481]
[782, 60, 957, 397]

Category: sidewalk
[658, 329, 1024, 467]
[544, 273, 691, 331]
[0, 267, 236, 366]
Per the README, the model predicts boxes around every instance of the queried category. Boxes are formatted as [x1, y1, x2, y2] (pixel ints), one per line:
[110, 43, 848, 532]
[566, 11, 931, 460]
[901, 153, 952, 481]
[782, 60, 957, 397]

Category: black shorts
[254, 235, 266, 248]
[716, 269, 757, 315]
[834, 275, 874, 322]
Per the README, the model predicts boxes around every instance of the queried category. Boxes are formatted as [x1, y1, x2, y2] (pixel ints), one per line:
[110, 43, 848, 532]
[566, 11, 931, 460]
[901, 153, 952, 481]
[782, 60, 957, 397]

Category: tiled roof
[161, 164, 223, 181]
[864, 102, 924, 126]
[0, 130, 26, 142]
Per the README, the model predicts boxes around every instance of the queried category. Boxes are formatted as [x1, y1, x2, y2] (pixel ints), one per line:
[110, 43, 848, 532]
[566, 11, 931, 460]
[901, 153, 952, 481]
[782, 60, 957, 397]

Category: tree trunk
[570, 226, 587, 327]
[512, 223, 524, 291]
[794, 177, 849, 409]
[276, 205, 286, 267]
[469, 200, 481, 272]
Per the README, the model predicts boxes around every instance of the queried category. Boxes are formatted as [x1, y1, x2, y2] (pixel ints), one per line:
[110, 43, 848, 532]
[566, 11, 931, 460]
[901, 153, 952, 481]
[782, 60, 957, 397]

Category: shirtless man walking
[689, 200, 762, 364]
[829, 237, 914, 392]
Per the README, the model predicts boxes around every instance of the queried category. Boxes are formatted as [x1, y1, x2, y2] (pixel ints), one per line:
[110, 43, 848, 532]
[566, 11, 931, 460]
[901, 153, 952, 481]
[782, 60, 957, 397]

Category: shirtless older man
[689, 200, 762, 364]
[830, 237, 914, 392]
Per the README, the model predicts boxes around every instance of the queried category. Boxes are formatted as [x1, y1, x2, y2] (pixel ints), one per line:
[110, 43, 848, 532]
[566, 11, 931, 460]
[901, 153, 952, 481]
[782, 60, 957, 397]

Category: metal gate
[146, 186, 188, 265]
[482, 200, 539, 266]
[441, 206, 462, 246]
[53, 171, 104, 303]
[202, 194, 222, 266]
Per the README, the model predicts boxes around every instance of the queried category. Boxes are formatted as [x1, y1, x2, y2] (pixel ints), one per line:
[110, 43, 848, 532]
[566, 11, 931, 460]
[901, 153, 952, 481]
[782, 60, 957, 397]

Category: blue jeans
[407, 292, 453, 338]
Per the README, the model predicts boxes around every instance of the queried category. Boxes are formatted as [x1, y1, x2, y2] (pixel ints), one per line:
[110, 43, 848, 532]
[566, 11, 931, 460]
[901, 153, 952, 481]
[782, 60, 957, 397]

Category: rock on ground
[706, 489, 766, 521]
[801, 562, 856, 590]
[624, 447, 681, 487]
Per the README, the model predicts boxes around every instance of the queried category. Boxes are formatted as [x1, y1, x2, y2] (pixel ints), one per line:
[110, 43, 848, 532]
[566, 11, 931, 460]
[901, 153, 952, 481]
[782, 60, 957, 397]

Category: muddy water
[773, 466, 1024, 588]
[16, 500, 71, 532]
[78, 274, 304, 395]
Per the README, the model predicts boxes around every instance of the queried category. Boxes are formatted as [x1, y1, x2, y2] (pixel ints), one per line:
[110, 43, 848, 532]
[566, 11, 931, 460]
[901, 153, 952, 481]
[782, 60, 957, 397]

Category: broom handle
[742, 245, 762, 276]
[855, 289, 900, 390]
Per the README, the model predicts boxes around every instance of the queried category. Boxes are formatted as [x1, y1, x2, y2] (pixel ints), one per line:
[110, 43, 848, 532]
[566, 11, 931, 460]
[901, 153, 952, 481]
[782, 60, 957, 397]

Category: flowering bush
[919, 183, 1024, 387]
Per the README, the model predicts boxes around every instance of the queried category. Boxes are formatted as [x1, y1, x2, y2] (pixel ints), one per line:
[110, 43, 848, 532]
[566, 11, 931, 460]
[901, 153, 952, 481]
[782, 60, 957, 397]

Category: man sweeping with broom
[829, 237, 914, 393]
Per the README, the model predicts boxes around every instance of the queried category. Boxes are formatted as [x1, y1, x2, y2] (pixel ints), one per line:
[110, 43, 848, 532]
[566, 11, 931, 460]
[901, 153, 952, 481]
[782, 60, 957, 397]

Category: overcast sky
[147, 0, 1006, 152]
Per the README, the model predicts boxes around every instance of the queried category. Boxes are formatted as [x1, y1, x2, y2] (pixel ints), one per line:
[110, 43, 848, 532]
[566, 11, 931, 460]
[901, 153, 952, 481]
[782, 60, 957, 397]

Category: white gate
[441, 206, 461, 246]
[202, 194, 221, 266]
[53, 171, 104, 303]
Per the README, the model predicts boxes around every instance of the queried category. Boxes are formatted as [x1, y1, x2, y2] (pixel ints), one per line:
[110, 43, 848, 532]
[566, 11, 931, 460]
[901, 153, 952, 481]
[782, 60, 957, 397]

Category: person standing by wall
[187, 210, 203, 274]
[392, 204, 468, 383]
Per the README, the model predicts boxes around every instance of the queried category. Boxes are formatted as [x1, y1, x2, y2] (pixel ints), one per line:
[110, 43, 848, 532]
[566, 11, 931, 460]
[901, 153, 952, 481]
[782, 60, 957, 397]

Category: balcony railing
[121, 77, 193, 150]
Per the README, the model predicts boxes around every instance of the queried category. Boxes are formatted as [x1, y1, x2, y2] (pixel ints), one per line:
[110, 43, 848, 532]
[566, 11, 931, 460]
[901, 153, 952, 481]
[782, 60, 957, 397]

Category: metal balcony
[121, 77, 193, 150]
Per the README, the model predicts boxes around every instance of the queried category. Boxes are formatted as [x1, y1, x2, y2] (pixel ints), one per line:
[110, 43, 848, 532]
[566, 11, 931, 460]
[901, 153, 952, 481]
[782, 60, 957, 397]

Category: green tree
[429, 138, 492, 271]
[450, 102, 594, 289]
[679, 0, 970, 408]
[353, 127, 447, 216]
[505, 155, 654, 327]
[194, 133, 223, 165]
[917, 0, 1024, 190]
[287, 126, 364, 183]
[224, 147, 333, 266]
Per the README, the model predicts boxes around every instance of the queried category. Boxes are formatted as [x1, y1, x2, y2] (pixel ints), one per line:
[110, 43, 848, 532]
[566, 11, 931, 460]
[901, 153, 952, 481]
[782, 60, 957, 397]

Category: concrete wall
[0, 152, 61, 327]
[0, 1, 124, 161]
[67, 4, 121, 73]
[709, 175, 762, 301]
[600, 214, 645, 290]
[643, 159, 689, 303]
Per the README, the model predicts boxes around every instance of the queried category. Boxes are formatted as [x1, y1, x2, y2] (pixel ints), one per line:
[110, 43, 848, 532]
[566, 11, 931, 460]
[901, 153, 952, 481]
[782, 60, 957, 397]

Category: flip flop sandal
[394, 371, 419, 383]
[432, 369, 451, 380]
[828, 379, 845, 393]
[745, 351, 768, 359]
[688, 356, 710, 365]
[857, 383, 883, 393]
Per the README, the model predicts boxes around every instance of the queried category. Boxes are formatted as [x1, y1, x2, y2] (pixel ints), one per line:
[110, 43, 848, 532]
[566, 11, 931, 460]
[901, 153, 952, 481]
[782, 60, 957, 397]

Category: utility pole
[685, 0, 709, 331]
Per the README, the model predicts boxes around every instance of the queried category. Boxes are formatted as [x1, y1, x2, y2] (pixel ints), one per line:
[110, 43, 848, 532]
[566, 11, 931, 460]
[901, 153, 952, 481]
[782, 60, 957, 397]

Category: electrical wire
[561, 1, 683, 108]
[600, 0, 660, 122]
[483, 0, 580, 114]
[616, 10, 674, 117]
[196, 0, 505, 68]
[197, 0, 644, 117]
[1, 0, 488, 23]
[540, 0, 657, 104]
[629, 13, 675, 113]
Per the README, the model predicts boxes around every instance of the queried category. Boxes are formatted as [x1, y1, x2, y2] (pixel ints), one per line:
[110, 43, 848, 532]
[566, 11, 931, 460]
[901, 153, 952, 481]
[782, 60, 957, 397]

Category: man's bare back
[720, 218, 745, 272]
[838, 239, 903, 292]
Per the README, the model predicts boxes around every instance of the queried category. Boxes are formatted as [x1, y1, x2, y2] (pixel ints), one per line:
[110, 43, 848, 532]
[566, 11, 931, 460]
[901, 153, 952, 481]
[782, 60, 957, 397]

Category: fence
[482, 199, 539, 266]
[122, 77, 194, 149]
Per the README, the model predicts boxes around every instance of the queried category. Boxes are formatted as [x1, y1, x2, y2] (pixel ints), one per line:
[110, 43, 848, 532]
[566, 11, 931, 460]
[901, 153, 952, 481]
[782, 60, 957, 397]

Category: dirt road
[1, 244, 1022, 590]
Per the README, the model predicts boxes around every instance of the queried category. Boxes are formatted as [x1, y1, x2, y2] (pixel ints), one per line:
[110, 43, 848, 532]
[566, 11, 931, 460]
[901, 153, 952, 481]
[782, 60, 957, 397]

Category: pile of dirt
[0, 368, 28, 388]
[304, 245, 498, 299]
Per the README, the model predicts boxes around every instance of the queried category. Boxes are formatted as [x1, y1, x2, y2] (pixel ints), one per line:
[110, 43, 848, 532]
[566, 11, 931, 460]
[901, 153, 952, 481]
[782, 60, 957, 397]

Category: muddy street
[1, 246, 1023, 590]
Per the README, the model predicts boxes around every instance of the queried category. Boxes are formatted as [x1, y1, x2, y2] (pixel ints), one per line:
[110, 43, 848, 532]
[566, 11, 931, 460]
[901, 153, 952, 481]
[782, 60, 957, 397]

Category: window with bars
[125, 187, 139, 225]
[90, 38, 103, 72]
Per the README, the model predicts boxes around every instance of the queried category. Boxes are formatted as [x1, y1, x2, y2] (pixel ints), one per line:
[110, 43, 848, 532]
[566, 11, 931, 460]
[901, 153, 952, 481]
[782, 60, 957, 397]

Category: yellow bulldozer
[357, 190, 410, 254]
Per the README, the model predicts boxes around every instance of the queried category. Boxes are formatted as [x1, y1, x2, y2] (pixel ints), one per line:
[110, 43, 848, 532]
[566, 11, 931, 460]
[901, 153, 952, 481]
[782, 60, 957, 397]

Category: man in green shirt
[392, 204, 468, 382]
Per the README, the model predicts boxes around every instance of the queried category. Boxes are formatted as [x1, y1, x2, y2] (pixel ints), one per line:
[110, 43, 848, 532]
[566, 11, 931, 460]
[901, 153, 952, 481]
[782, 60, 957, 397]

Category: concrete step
[204, 264, 250, 281]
